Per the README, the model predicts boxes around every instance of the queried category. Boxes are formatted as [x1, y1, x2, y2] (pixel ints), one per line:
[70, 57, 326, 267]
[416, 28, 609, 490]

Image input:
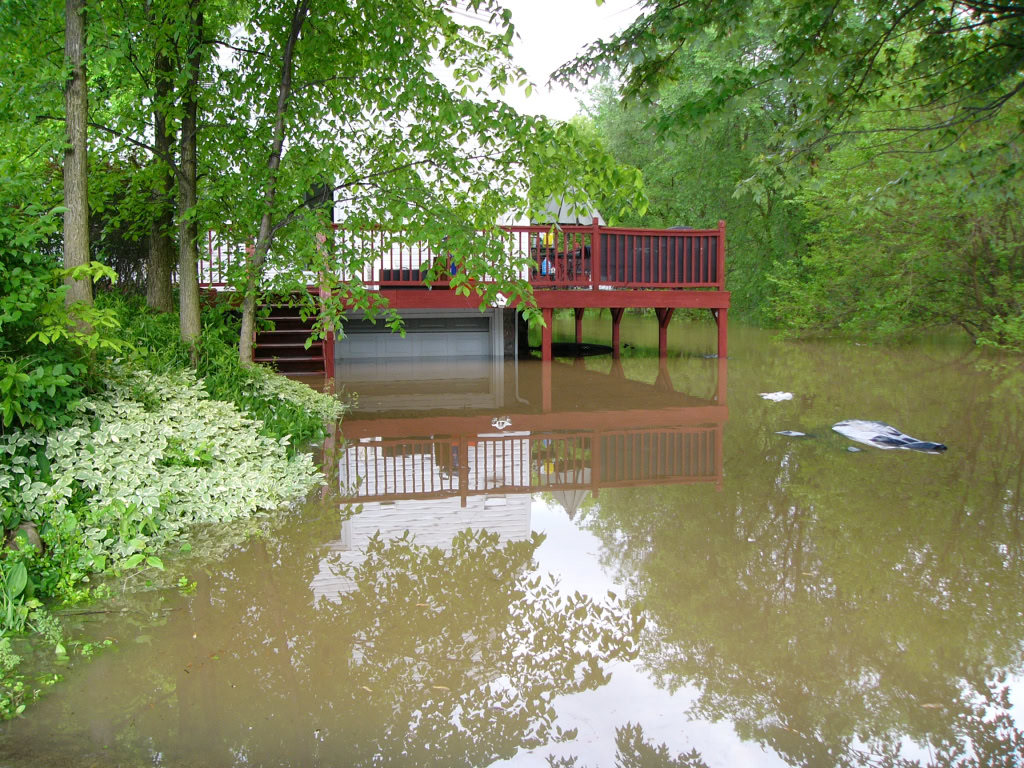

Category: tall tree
[238, 0, 309, 365]
[146, 25, 176, 313]
[63, 0, 92, 309]
[177, 1, 203, 354]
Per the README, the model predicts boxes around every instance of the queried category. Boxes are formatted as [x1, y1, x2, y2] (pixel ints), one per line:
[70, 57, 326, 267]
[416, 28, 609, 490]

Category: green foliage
[570, 2, 1024, 343]
[560, 0, 1024, 186]
[0, 355, 84, 434]
[767, 106, 1024, 346]
[0, 178, 90, 434]
[28, 261, 125, 352]
[0, 554, 64, 719]
[2, 370, 322, 580]
[106, 294, 344, 450]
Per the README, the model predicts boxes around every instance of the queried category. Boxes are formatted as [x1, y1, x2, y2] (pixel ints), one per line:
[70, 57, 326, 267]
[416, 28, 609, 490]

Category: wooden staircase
[254, 302, 327, 375]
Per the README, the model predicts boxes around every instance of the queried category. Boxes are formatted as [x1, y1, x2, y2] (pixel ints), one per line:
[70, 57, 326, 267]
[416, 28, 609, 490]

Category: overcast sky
[491, 0, 642, 121]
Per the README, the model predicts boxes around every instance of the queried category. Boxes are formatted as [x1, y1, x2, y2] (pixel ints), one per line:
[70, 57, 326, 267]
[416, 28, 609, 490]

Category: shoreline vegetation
[1, 294, 344, 717]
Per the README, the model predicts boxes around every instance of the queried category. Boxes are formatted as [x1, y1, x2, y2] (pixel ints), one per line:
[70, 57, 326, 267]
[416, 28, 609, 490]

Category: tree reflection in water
[3, 527, 642, 767]
[549, 723, 710, 768]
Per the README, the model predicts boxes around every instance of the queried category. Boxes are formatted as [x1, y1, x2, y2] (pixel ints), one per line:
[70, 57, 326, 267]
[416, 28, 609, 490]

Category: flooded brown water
[3, 316, 1024, 767]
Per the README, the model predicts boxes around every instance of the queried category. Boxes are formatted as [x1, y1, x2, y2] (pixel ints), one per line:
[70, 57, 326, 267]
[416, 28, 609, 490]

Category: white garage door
[335, 314, 494, 360]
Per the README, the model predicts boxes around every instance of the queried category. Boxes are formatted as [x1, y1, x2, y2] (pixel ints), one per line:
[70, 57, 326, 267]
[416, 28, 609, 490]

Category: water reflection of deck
[331, 357, 728, 505]
[339, 424, 722, 505]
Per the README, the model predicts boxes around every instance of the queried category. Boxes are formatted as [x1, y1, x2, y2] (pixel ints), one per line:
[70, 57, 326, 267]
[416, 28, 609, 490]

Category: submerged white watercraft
[832, 420, 947, 453]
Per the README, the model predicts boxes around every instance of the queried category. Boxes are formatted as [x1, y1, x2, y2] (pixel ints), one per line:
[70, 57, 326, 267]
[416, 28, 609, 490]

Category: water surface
[3, 317, 1024, 767]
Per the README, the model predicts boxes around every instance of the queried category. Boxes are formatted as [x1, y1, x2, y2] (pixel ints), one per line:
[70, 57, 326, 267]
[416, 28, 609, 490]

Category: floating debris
[833, 420, 947, 453]
[776, 430, 806, 437]
[760, 392, 794, 402]
[847, 446, 862, 453]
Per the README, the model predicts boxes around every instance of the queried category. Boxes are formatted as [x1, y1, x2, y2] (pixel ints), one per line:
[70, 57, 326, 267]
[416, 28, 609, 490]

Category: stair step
[264, 320, 311, 327]
[256, 331, 314, 344]
[253, 354, 321, 362]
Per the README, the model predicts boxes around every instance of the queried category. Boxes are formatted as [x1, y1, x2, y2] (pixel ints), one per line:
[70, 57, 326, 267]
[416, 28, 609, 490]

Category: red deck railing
[199, 222, 726, 293]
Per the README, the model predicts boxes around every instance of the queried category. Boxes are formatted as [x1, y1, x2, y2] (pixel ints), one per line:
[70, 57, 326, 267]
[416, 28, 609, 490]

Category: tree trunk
[178, 5, 203, 357]
[239, 0, 310, 366]
[147, 47, 175, 313]
[63, 0, 92, 308]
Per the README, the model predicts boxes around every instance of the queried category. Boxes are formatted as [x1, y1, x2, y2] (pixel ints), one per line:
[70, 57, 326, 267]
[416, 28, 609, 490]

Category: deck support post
[717, 355, 728, 405]
[541, 361, 552, 413]
[656, 308, 674, 358]
[610, 308, 625, 358]
[714, 308, 728, 358]
[541, 308, 553, 361]
[574, 308, 584, 344]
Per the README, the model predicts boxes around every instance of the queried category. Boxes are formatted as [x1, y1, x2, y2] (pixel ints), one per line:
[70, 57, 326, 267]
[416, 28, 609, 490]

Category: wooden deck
[200, 221, 730, 365]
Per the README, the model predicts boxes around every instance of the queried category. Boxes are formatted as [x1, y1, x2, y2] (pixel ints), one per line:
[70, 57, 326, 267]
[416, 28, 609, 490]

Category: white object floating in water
[776, 430, 806, 437]
[832, 420, 947, 453]
[760, 392, 794, 402]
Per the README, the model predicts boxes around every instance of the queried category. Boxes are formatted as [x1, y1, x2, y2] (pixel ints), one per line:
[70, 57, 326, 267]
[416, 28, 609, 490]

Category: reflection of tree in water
[308, 530, 641, 765]
[24, 527, 641, 767]
[548, 722, 709, 768]
[582, 355, 1024, 767]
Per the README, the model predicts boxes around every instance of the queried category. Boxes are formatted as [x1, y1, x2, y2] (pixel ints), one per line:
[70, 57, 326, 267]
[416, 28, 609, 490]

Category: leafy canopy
[558, 0, 1024, 186]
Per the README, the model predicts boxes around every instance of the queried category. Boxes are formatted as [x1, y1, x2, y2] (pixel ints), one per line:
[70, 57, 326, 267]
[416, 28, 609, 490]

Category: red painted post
[542, 307, 553, 362]
[716, 308, 728, 358]
[542, 360, 552, 413]
[717, 354, 728, 405]
[611, 307, 624, 358]
[717, 220, 726, 289]
[574, 308, 584, 343]
[656, 307, 674, 358]
[591, 219, 601, 291]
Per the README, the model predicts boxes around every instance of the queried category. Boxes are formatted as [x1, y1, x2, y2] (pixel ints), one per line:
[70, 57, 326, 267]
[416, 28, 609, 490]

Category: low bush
[1, 369, 323, 599]
[106, 294, 344, 452]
